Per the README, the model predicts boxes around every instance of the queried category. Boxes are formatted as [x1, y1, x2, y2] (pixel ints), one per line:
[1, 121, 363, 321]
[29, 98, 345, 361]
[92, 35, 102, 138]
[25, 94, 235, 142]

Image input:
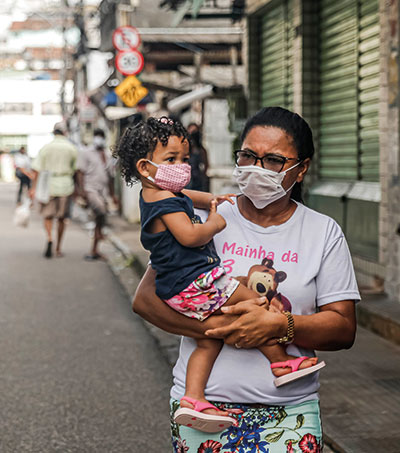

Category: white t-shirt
[14, 153, 31, 170]
[171, 200, 360, 406]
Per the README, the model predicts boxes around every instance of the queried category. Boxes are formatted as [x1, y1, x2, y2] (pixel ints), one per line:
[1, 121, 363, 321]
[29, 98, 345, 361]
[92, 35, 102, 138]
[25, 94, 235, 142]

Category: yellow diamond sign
[114, 75, 149, 107]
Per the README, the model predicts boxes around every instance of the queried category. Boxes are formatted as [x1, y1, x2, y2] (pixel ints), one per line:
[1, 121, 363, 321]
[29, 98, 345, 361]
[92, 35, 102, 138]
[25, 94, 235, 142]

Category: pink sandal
[174, 396, 241, 433]
[271, 356, 326, 387]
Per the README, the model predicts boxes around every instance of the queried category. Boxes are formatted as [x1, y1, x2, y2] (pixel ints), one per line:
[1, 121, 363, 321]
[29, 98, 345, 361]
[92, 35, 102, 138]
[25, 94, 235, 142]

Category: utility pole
[60, 0, 71, 120]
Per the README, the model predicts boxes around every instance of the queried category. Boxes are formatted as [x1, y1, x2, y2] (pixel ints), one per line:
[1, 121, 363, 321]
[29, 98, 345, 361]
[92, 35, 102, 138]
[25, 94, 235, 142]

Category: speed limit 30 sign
[115, 49, 144, 76]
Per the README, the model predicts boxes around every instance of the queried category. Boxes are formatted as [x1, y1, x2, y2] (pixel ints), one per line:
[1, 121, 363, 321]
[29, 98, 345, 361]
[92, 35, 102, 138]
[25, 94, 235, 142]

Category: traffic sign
[112, 26, 140, 51]
[115, 50, 144, 76]
[114, 75, 149, 107]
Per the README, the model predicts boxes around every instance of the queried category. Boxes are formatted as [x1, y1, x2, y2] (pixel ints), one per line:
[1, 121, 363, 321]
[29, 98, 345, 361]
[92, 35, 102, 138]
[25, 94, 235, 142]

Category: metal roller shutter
[319, 0, 359, 180]
[260, 0, 294, 109]
[319, 0, 379, 181]
[359, 0, 380, 181]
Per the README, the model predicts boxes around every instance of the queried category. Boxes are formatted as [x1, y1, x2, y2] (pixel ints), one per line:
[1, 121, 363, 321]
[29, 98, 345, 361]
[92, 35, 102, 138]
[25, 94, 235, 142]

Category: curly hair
[113, 116, 189, 186]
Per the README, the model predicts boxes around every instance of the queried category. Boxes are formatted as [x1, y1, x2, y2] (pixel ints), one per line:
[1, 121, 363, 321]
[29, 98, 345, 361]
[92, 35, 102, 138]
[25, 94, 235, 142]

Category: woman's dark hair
[93, 128, 105, 138]
[241, 106, 315, 203]
[113, 116, 189, 186]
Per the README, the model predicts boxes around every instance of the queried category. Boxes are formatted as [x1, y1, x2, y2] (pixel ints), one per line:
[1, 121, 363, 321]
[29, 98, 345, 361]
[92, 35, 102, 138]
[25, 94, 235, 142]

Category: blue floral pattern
[170, 400, 323, 453]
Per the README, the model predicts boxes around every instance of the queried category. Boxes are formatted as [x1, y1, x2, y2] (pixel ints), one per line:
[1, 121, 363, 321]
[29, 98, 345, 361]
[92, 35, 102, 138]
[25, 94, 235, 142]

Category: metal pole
[60, 0, 70, 120]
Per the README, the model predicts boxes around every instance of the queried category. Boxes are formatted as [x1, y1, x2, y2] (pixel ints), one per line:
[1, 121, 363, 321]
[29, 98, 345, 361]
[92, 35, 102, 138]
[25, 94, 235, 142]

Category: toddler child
[115, 117, 324, 433]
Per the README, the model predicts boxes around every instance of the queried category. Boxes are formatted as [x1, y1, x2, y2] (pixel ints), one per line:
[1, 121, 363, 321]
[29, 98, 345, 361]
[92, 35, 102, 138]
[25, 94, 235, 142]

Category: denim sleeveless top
[140, 192, 221, 300]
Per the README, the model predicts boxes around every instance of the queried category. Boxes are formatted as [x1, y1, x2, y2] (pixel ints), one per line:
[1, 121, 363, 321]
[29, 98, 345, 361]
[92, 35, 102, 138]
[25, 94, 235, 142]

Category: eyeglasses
[234, 150, 300, 173]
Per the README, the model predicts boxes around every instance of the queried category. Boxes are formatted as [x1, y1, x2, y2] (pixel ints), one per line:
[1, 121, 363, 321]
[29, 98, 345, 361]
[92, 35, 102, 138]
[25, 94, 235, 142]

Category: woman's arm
[293, 300, 356, 350]
[205, 299, 356, 351]
[132, 266, 258, 338]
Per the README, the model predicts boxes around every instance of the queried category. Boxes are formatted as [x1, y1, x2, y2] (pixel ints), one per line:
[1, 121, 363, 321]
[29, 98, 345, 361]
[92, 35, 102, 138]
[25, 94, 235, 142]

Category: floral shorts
[164, 266, 239, 322]
[170, 398, 323, 453]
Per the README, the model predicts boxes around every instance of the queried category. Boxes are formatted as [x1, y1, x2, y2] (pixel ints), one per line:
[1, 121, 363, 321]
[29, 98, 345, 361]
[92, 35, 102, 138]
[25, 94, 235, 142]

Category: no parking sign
[112, 26, 140, 51]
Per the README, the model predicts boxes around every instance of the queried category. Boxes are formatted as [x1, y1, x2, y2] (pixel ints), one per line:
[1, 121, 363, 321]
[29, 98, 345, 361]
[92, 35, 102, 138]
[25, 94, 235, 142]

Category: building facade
[246, 0, 400, 302]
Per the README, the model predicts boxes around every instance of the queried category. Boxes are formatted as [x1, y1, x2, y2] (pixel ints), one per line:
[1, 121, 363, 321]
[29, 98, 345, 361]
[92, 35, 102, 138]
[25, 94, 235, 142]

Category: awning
[137, 27, 243, 44]
[167, 84, 214, 112]
[104, 106, 137, 121]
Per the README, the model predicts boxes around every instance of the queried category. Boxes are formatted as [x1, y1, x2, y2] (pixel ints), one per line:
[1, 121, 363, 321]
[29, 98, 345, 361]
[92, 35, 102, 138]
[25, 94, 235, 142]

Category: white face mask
[93, 136, 106, 148]
[233, 162, 301, 209]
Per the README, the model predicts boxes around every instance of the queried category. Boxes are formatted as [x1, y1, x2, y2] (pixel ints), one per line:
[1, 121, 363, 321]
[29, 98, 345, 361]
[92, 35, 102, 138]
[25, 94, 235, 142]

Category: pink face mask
[147, 160, 191, 193]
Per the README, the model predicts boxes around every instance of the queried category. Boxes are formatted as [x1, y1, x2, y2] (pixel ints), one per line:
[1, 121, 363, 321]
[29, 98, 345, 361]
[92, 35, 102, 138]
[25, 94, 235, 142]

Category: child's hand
[207, 199, 226, 232]
[214, 193, 237, 206]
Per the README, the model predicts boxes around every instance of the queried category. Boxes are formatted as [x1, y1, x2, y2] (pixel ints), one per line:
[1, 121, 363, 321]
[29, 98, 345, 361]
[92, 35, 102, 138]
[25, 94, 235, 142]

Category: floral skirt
[170, 398, 323, 453]
[164, 266, 239, 322]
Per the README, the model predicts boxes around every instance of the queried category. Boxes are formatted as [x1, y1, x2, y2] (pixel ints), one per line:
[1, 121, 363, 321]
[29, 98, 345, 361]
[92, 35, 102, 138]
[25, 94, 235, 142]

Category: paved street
[0, 183, 172, 452]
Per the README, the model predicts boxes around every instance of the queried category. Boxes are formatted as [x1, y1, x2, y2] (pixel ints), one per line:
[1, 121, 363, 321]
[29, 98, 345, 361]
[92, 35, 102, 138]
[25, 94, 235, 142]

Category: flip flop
[271, 356, 326, 387]
[174, 396, 239, 433]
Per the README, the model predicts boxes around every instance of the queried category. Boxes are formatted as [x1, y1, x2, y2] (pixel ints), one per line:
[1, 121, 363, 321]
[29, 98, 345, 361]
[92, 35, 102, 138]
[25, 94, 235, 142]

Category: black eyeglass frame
[234, 150, 301, 173]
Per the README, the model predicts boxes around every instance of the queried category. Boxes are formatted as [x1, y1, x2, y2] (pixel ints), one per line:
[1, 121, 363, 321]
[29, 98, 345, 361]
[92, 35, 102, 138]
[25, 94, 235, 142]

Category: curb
[106, 232, 180, 367]
[108, 233, 148, 277]
[356, 295, 400, 346]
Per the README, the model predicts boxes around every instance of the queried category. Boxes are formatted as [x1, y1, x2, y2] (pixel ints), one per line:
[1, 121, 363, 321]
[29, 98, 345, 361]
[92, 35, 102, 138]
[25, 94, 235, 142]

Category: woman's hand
[205, 300, 286, 348]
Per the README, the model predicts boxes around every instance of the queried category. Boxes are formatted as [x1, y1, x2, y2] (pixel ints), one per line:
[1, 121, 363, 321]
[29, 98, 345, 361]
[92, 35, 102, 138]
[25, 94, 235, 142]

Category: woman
[133, 107, 360, 452]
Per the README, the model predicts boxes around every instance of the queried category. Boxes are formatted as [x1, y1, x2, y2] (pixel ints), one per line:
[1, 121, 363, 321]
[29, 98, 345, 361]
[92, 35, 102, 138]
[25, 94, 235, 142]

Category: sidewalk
[103, 214, 400, 453]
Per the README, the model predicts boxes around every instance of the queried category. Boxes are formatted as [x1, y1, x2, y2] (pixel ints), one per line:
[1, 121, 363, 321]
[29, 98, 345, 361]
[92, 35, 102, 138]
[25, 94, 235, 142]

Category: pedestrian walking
[31, 127, 78, 258]
[77, 128, 118, 261]
[14, 146, 33, 204]
[186, 123, 210, 192]
[132, 107, 360, 452]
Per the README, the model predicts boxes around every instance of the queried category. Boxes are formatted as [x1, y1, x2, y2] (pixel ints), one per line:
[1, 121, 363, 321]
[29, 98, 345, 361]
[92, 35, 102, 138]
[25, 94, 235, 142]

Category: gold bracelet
[277, 311, 294, 344]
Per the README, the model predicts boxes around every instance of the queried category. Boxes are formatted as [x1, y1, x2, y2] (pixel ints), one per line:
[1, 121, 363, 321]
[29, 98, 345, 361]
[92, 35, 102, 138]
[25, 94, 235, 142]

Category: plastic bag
[35, 170, 50, 204]
[13, 200, 31, 228]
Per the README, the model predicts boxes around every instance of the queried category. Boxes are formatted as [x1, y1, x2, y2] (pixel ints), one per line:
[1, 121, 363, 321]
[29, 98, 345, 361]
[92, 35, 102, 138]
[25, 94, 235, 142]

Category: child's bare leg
[219, 281, 266, 308]
[222, 283, 319, 376]
[181, 338, 230, 415]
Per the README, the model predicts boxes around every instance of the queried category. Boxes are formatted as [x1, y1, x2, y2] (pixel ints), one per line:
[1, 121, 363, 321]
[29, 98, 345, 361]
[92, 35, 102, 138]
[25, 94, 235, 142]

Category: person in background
[14, 146, 33, 204]
[187, 123, 210, 192]
[31, 127, 78, 258]
[77, 128, 118, 261]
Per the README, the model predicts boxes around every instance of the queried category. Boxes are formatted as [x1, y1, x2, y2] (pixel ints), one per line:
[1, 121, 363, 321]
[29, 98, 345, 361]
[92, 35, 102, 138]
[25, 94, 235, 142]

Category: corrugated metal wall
[259, 0, 294, 109]
[358, 0, 380, 181]
[319, 0, 379, 182]
[319, 0, 359, 180]
[247, 0, 294, 113]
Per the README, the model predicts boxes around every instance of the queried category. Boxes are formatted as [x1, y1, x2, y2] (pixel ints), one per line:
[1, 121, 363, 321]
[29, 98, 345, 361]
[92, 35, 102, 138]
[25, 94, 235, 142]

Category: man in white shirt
[14, 146, 33, 204]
